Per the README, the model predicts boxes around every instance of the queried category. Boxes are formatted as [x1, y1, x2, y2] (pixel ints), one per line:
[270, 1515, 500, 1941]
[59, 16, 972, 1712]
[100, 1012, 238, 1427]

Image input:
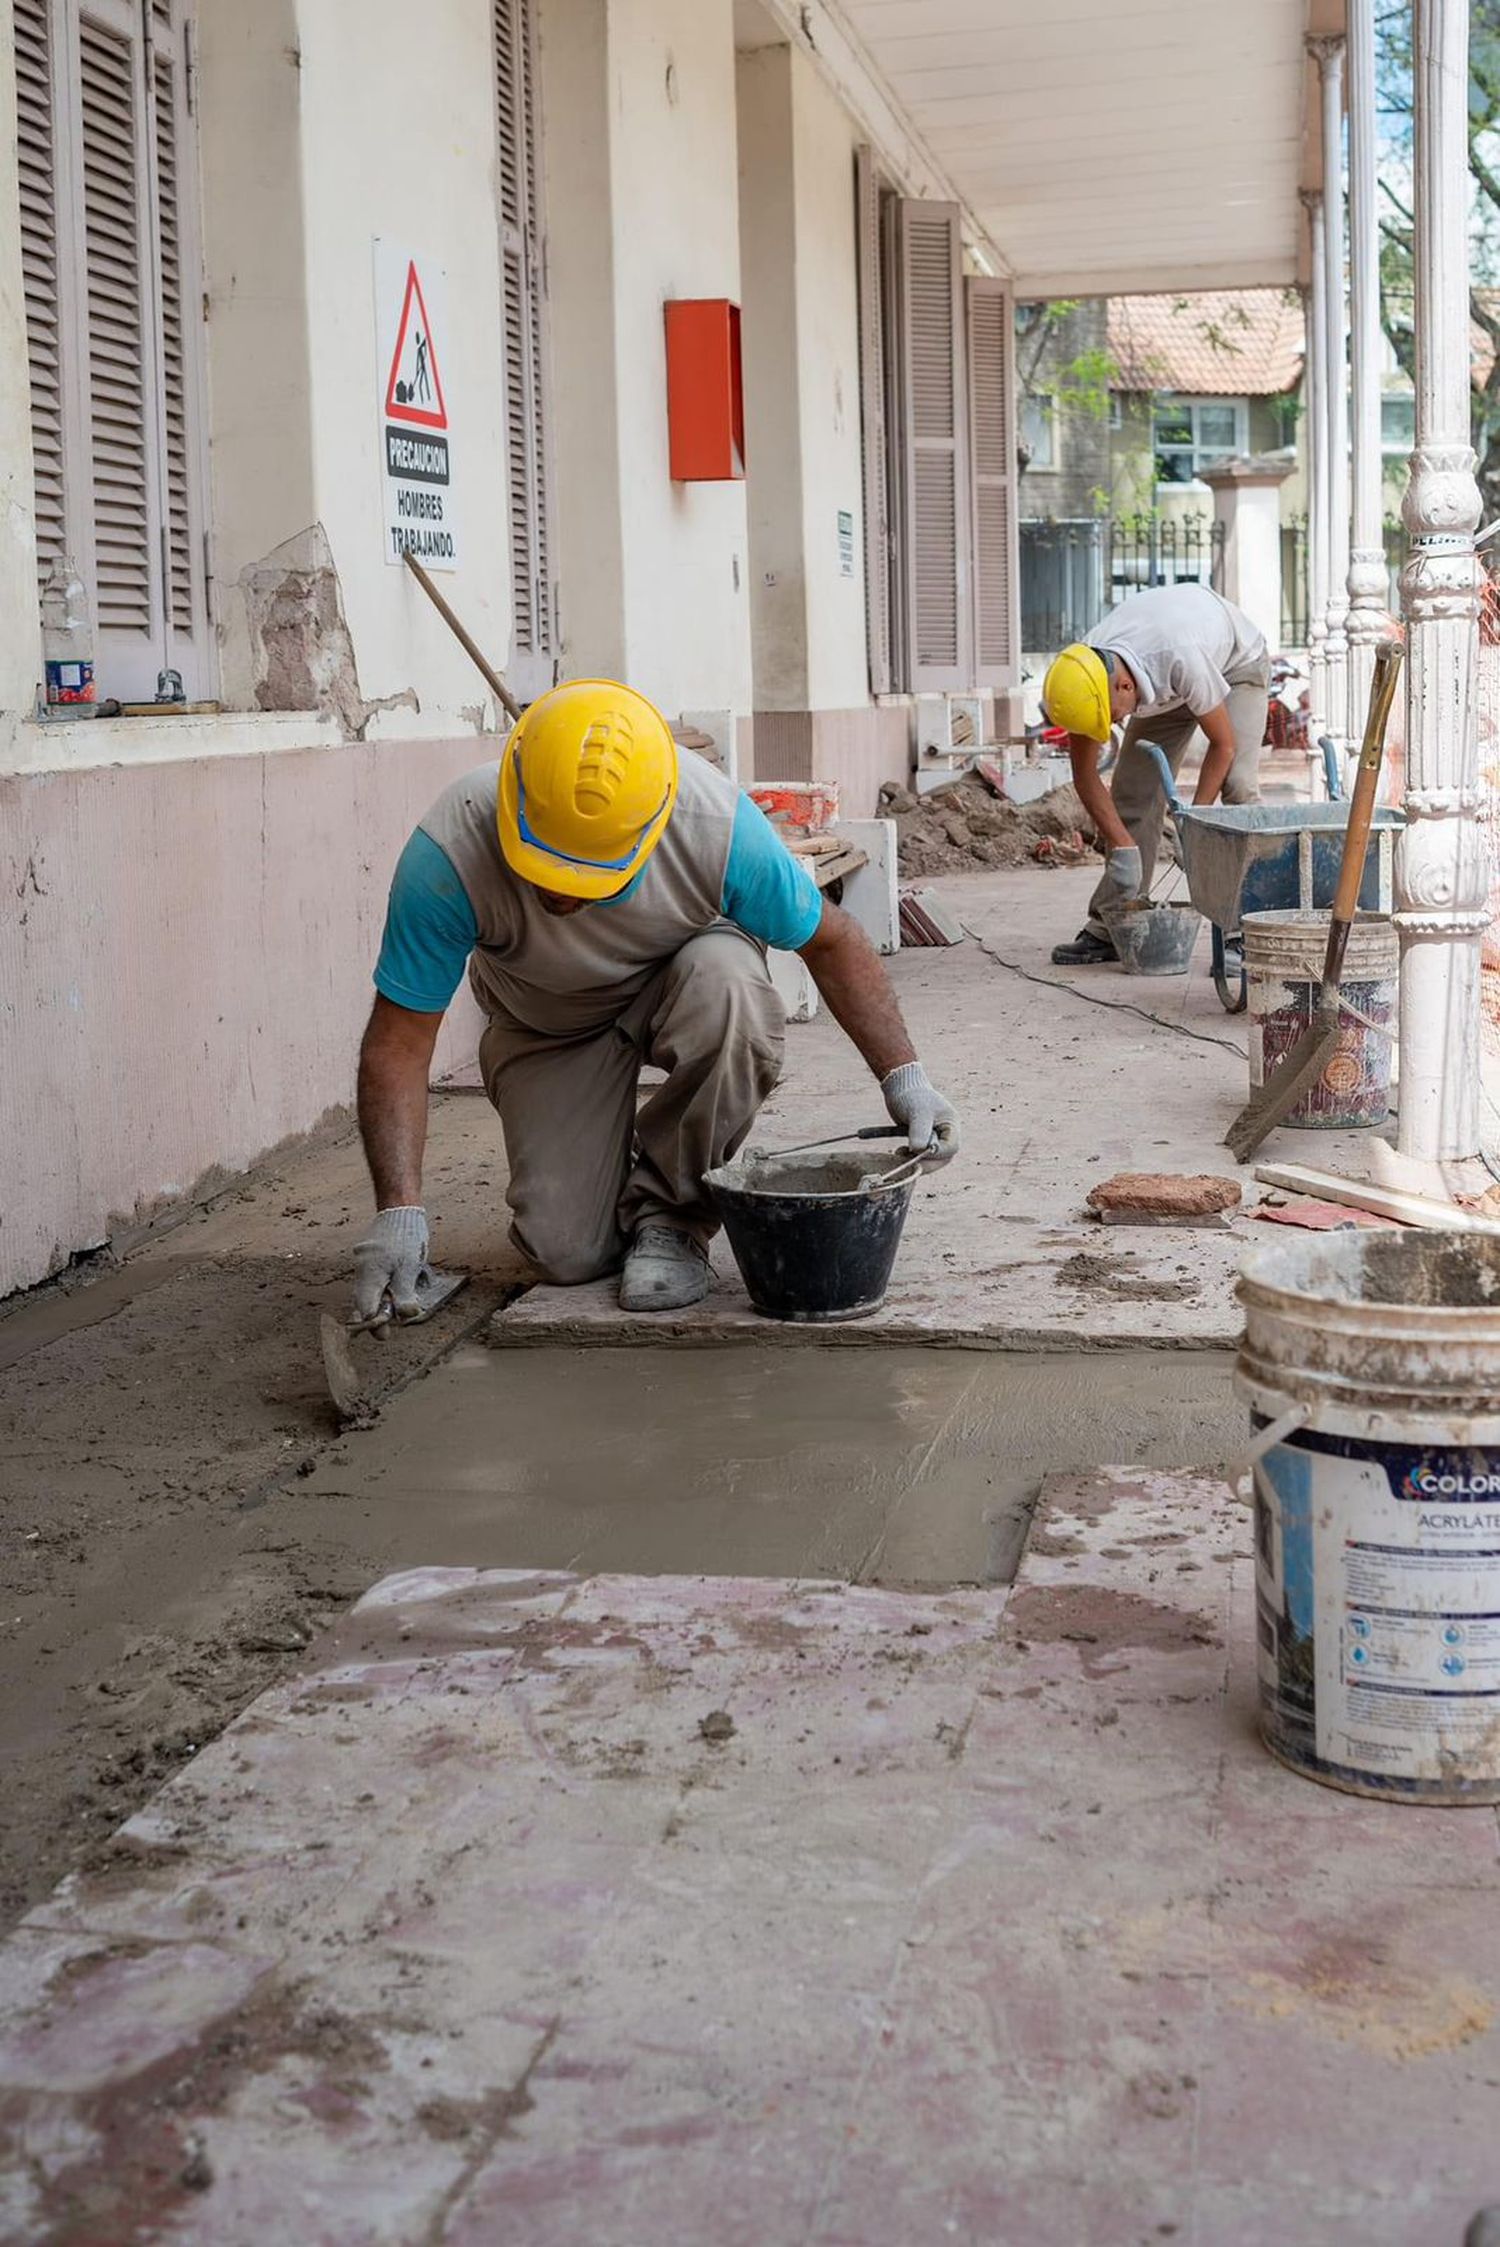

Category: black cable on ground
[960, 924, 1250, 1060]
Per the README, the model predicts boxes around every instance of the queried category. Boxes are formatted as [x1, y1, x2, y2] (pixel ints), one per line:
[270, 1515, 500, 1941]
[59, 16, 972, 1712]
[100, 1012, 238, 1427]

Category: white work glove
[1102, 844, 1143, 901]
[353, 1205, 430, 1323]
[881, 1062, 960, 1167]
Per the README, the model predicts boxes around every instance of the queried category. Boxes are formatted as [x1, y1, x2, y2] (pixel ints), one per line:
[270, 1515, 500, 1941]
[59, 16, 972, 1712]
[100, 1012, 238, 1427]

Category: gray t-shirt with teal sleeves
[374, 750, 822, 1037]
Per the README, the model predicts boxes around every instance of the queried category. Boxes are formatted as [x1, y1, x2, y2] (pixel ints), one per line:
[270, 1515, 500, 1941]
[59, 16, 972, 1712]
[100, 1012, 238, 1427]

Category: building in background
[1018, 288, 1306, 657]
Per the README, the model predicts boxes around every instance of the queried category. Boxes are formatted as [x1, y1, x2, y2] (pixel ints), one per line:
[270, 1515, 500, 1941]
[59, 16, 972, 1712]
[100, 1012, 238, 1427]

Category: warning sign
[375, 241, 459, 570]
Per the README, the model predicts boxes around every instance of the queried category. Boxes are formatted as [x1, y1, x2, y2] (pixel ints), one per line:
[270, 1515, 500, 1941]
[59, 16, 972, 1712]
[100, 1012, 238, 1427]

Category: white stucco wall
[736, 38, 867, 717]
[290, 0, 513, 737]
[737, 44, 806, 709]
[789, 51, 867, 713]
[542, 0, 751, 719]
[611, 0, 752, 718]
[196, 0, 314, 642]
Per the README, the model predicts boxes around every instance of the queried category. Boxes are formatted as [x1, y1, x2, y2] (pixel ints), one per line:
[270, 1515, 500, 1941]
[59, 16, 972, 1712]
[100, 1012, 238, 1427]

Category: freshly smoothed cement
[298, 1341, 1243, 1588]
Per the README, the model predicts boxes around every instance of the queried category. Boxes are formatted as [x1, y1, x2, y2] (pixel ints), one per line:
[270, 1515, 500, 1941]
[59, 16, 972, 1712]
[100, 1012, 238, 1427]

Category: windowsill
[1, 706, 346, 778]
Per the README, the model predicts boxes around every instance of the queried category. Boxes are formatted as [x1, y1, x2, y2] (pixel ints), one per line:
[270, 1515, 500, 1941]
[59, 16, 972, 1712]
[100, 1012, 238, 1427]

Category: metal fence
[1280, 517, 1406, 649]
[1019, 515, 1224, 650]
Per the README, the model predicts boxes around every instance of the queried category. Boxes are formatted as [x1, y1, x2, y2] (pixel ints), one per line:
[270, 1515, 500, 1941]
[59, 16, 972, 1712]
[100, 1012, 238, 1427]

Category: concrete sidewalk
[4, 1471, 1497, 2243]
[497, 865, 1391, 1352]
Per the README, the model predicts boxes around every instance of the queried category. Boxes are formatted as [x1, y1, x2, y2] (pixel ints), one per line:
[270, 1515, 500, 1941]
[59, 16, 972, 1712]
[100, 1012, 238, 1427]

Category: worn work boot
[1050, 926, 1117, 967]
[619, 1224, 711, 1312]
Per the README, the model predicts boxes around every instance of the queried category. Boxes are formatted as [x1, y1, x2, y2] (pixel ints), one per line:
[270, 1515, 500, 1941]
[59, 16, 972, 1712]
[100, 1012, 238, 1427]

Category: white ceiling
[835, 0, 1334, 297]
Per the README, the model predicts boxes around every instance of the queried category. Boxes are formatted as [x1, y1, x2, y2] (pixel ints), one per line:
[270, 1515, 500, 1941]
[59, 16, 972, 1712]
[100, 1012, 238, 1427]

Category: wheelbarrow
[1140, 742, 1403, 1012]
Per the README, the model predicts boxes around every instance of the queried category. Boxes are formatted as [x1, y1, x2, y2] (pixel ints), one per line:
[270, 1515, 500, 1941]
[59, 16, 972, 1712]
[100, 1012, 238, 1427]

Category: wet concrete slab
[297, 1340, 1244, 1587]
[4, 1471, 1500, 2243]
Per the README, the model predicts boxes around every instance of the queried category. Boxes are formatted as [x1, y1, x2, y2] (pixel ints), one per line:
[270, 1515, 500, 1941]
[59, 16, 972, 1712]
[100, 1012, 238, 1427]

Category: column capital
[1306, 32, 1346, 70]
[1299, 186, 1323, 216]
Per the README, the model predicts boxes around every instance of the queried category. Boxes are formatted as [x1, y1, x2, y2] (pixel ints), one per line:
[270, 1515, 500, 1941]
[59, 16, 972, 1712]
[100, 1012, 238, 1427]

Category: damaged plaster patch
[239, 524, 419, 740]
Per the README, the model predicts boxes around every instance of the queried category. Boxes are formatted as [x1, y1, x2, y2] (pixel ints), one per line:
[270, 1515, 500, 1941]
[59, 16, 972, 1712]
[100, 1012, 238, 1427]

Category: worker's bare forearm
[1191, 709, 1236, 806]
[799, 902, 917, 1080]
[1067, 739, 1133, 853]
[357, 995, 444, 1208]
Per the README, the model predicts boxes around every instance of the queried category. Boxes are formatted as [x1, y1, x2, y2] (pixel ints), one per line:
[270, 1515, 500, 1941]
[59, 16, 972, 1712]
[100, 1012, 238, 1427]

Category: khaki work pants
[478, 928, 786, 1285]
[1086, 670, 1270, 937]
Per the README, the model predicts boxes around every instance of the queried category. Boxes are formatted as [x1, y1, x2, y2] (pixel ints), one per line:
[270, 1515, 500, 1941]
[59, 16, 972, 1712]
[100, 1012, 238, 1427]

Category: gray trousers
[1086, 671, 1270, 936]
[479, 928, 785, 1285]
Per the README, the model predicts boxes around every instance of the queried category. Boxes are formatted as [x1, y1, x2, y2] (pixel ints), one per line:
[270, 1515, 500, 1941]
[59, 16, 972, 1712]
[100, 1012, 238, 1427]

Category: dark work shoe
[619, 1225, 711, 1312]
[1050, 927, 1117, 967]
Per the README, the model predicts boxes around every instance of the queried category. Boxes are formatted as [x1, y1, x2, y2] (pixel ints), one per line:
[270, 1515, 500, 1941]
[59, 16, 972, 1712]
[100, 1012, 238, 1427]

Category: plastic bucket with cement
[1242, 909, 1397, 1128]
[1103, 900, 1201, 976]
[704, 1147, 917, 1323]
[1237, 1229, 1500, 1802]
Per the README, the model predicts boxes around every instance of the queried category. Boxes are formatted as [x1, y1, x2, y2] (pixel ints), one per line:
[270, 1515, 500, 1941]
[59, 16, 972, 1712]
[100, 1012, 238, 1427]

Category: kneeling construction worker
[354, 680, 958, 1316]
[1041, 582, 1270, 965]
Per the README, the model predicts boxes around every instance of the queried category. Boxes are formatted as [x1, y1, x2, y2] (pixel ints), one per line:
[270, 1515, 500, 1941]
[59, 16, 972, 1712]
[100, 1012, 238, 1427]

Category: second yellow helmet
[1041, 643, 1111, 744]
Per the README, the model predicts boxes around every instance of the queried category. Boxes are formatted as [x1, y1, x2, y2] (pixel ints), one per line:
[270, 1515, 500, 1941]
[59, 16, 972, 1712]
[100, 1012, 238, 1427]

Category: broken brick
[1085, 1173, 1241, 1227]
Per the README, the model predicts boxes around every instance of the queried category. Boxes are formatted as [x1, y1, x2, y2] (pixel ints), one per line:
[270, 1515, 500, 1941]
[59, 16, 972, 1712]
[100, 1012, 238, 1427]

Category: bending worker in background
[1041, 582, 1270, 966]
[353, 680, 959, 1317]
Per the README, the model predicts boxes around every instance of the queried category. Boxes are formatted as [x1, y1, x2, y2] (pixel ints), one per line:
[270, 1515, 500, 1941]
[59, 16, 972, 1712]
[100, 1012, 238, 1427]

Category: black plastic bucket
[704, 1148, 917, 1322]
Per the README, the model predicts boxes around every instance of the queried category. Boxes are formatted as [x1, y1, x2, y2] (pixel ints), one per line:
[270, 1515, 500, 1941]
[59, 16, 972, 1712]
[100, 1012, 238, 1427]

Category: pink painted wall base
[0, 740, 488, 1298]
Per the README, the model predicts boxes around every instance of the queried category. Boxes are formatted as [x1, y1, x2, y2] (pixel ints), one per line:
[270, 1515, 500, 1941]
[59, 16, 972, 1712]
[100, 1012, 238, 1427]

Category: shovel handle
[404, 553, 525, 726]
[1322, 640, 1402, 996]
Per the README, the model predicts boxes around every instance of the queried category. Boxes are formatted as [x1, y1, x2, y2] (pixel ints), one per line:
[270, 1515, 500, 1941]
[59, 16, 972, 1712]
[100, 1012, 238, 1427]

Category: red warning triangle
[384, 261, 448, 430]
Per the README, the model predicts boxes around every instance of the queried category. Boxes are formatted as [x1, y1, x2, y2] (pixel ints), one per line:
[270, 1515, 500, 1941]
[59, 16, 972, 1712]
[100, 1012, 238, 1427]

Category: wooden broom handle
[403, 552, 525, 726]
[1331, 640, 1402, 927]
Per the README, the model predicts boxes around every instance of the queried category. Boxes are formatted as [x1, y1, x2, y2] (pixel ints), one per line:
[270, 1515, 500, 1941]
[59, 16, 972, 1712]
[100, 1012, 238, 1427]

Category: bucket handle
[859, 1151, 926, 1192]
[1224, 1401, 1312, 1508]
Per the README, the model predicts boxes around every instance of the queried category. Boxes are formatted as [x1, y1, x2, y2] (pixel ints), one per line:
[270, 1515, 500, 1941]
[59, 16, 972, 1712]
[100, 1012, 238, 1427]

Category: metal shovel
[1224, 640, 1403, 1163]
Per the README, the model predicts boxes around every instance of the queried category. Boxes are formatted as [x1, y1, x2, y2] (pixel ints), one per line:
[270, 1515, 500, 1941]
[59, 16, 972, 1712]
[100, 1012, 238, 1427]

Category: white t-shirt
[1087, 585, 1268, 721]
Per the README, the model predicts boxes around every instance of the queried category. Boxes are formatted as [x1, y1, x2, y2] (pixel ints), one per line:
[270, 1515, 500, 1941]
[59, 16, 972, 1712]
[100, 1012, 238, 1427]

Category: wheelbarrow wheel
[1211, 924, 1248, 1014]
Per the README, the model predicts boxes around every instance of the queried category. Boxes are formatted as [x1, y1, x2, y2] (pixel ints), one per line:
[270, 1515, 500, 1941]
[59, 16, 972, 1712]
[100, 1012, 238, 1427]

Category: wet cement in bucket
[730, 1150, 910, 1197]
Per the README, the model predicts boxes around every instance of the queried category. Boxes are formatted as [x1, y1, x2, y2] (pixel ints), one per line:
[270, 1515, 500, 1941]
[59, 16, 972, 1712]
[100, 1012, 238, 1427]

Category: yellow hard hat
[497, 679, 679, 900]
[1042, 643, 1111, 743]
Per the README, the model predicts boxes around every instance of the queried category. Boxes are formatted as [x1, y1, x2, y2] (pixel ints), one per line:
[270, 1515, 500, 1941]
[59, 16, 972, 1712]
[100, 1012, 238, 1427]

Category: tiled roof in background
[1107, 289, 1305, 396]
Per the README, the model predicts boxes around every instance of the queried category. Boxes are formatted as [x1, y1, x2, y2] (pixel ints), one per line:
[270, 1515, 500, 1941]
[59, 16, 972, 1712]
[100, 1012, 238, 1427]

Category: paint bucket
[1102, 900, 1201, 976]
[1237, 1229, 1500, 1802]
[704, 1148, 917, 1322]
[1242, 909, 1397, 1128]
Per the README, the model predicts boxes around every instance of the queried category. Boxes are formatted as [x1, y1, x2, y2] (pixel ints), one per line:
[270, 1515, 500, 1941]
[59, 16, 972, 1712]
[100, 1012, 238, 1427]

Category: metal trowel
[318, 1266, 469, 1422]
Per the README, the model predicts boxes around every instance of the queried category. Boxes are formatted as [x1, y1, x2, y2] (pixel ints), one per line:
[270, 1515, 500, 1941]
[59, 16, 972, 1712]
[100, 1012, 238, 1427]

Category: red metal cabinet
[663, 299, 744, 481]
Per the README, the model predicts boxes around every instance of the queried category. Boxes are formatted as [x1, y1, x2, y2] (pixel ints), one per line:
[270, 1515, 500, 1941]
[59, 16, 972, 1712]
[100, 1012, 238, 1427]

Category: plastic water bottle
[41, 557, 95, 709]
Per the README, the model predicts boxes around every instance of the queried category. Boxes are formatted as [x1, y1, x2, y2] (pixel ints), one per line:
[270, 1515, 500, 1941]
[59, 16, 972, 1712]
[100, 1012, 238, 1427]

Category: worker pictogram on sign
[375, 240, 460, 571]
[384, 261, 448, 430]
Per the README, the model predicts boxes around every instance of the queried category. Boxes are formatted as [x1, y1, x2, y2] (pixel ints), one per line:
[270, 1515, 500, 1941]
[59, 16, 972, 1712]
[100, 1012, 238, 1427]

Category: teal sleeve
[373, 829, 479, 1012]
[720, 794, 824, 951]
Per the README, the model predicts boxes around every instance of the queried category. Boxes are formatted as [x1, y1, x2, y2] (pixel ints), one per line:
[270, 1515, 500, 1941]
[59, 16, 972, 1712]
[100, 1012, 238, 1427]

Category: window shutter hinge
[184, 19, 198, 114]
[203, 530, 215, 623]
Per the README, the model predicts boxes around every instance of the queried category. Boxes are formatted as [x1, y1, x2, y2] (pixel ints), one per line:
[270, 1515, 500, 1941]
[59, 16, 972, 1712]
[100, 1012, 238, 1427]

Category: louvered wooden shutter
[148, 0, 203, 645]
[14, 0, 66, 592]
[894, 200, 970, 692]
[854, 147, 891, 697]
[79, 6, 152, 637]
[11, 0, 209, 696]
[966, 276, 1018, 688]
[495, 0, 555, 698]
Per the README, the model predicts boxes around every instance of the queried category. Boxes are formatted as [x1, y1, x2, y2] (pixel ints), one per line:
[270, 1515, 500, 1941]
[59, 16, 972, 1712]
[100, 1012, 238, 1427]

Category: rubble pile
[882, 774, 1102, 877]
